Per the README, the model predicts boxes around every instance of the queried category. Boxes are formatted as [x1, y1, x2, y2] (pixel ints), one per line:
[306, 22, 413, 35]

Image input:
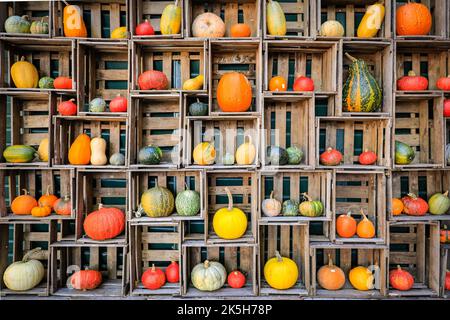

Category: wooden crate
[389, 170, 450, 221]
[129, 221, 182, 296]
[259, 221, 309, 296]
[447, 115, 450, 168]
[205, 171, 257, 244]
[332, 171, 387, 244]
[0, 168, 76, 221]
[340, 41, 393, 116]
[77, 41, 129, 115]
[0, 1, 52, 37]
[50, 242, 128, 297]
[310, 242, 388, 298]
[0, 92, 52, 167]
[393, 0, 447, 39]
[393, 94, 445, 168]
[0, 38, 76, 92]
[264, 41, 338, 94]
[183, 92, 209, 117]
[53, 116, 128, 168]
[75, 170, 128, 244]
[314, 0, 392, 39]
[317, 117, 391, 169]
[182, 240, 257, 297]
[388, 221, 440, 297]
[263, 0, 310, 39]
[395, 41, 450, 93]
[440, 237, 449, 297]
[262, 96, 314, 169]
[259, 170, 332, 240]
[181, 220, 205, 242]
[53, 0, 128, 39]
[209, 40, 261, 115]
[128, 169, 205, 222]
[130, 0, 184, 38]
[132, 39, 206, 92]
[185, 0, 261, 38]
[185, 116, 260, 168]
[0, 220, 58, 297]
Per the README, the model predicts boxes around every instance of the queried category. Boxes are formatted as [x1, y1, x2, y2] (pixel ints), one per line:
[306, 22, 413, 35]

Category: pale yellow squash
[90, 137, 108, 166]
[357, 1, 385, 38]
[235, 135, 256, 165]
[37, 138, 49, 162]
[266, 0, 286, 36]
[160, 0, 182, 35]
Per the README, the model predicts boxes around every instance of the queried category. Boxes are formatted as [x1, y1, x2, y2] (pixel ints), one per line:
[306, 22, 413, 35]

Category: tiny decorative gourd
[299, 193, 324, 217]
[111, 26, 127, 39]
[235, 135, 256, 165]
[191, 260, 227, 292]
[39, 77, 54, 89]
[11, 57, 39, 88]
[349, 266, 375, 291]
[3, 248, 45, 291]
[336, 211, 357, 238]
[264, 251, 298, 290]
[63, 3, 88, 37]
[356, 209, 375, 238]
[189, 99, 208, 116]
[68, 133, 91, 165]
[261, 191, 282, 217]
[212, 187, 248, 240]
[317, 254, 345, 290]
[90, 137, 108, 166]
[30, 17, 49, 34]
[266, 0, 287, 36]
[109, 153, 126, 166]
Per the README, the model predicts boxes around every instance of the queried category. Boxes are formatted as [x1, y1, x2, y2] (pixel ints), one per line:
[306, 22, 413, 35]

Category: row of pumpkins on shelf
[262, 192, 323, 217]
[391, 191, 450, 217]
[57, 96, 128, 115]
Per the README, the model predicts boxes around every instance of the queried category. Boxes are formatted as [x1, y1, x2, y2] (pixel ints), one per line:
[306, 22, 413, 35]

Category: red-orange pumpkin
[109, 94, 128, 112]
[54, 76, 72, 89]
[397, 71, 428, 91]
[396, 1, 432, 36]
[446, 271, 450, 290]
[217, 72, 252, 112]
[70, 269, 102, 290]
[57, 99, 77, 116]
[401, 193, 428, 216]
[389, 265, 414, 291]
[142, 264, 166, 290]
[83, 204, 125, 240]
[437, 76, 450, 91]
[320, 147, 342, 166]
[54, 195, 72, 216]
[165, 261, 179, 283]
[358, 150, 377, 165]
[138, 70, 169, 90]
[336, 212, 357, 238]
[227, 270, 246, 289]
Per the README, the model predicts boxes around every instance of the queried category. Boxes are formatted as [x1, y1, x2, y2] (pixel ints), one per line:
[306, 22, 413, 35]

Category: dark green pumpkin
[39, 77, 54, 89]
[267, 146, 289, 165]
[3, 145, 36, 163]
[299, 193, 324, 217]
[395, 141, 415, 165]
[89, 98, 106, 112]
[189, 99, 208, 116]
[286, 146, 303, 165]
[5, 15, 31, 34]
[342, 53, 382, 112]
[282, 200, 299, 216]
[138, 145, 162, 165]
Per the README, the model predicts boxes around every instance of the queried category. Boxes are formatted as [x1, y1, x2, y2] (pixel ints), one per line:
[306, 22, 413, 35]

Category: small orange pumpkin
[356, 209, 375, 238]
[216, 72, 252, 112]
[317, 254, 346, 290]
[440, 225, 450, 244]
[68, 133, 91, 165]
[230, 23, 252, 37]
[392, 198, 404, 216]
[269, 76, 287, 92]
[31, 205, 52, 217]
[38, 186, 58, 210]
[11, 189, 38, 215]
[336, 211, 357, 238]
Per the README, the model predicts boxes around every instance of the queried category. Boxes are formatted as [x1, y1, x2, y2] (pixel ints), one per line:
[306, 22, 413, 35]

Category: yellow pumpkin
[193, 142, 216, 165]
[68, 133, 91, 165]
[37, 138, 49, 162]
[11, 57, 38, 88]
[90, 137, 107, 166]
[111, 26, 127, 39]
[357, 1, 385, 38]
[212, 187, 247, 239]
[182, 75, 204, 90]
[160, 0, 182, 35]
[349, 266, 374, 291]
[320, 20, 345, 37]
[235, 135, 256, 165]
[264, 250, 298, 290]
[266, 0, 286, 36]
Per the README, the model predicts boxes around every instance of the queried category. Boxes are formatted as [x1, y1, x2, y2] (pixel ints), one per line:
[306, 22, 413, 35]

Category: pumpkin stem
[22, 247, 42, 262]
[407, 70, 417, 77]
[346, 211, 352, 217]
[269, 190, 274, 200]
[22, 189, 30, 196]
[360, 208, 368, 221]
[327, 254, 334, 267]
[69, 98, 75, 102]
[244, 135, 252, 145]
[302, 192, 312, 202]
[174, 0, 179, 7]
[225, 187, 233, 211]
[443, 191, 449, 197]
[63, 0, 70, 6]
[345, 52, 357, 62]
[275, 250, 283, 262]
[407, 193, 417, 199]
[151, 264, 156, 271]
[204, 260, 210, 268]
[98, 203, 104, 210]
[45, 185, 52, 196]
[135, 204, 144, 218]
[20, 56, 26, 62]
[184, 182, 190, 190]
[63, 194, 71, 201]
[326, 147, 333, 152]
[397, 265, 402, 271]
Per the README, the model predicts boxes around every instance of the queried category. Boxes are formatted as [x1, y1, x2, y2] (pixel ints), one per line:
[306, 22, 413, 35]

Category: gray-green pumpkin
[5, 15, 31, 34]
[267, 146, 289, 165]
[109, 153, 125, 166]
[286, 145, 304, 165]
[222, 152, 235, 165]
[138, 145, 162, 165]
[38, 77, 54, 89]
[189, 99, 208, 116]
[89, 98, 106, 112]
[30, 17, 49, 34]
[140, 186, 174, 217]
[282, 200, 299, 216]
[175, 189, 201, 216]
[428, 191, 450, 215]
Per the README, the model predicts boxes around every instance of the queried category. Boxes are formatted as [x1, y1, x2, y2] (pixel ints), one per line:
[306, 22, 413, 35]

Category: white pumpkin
[192, 12, 226, 38]
[191, 260, 226, 291]
[320, 20, 345, 37]
[3, 248, 45, 291]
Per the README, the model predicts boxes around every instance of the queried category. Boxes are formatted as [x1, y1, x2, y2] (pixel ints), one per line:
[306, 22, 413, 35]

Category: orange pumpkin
[31, 205, 52, 217]
[269, 76, 287, 92]
[440, 225, 450, 244]
[63, 4, 88, 37]
[11, 189, 38, 215]
[68, 133, 91, 165]
[317, 254, 346, 290]
[217, 72, 252, 112]
[356, 209, 375, 239]
[336, 211, 357, 238]
[392, 198, 404, 216]
[396, 1, 432, 36]
[38, 186, 58, 210]
[230, 23, 252, 37]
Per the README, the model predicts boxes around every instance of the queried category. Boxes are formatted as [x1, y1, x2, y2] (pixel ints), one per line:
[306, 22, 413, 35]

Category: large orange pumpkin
[68, 133, 91, 165]
[217, 72, 252, 112]
[396, 1, 432, 36]
[11, 189, 38, 215]
[83, 204, 125, 241]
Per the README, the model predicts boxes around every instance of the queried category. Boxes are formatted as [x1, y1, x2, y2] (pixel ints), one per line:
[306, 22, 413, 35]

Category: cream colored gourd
[235, 135, 256, 165]
[90, 137, 107, 165]
[320, 20, 345, 37]
[3, 248, 45, 291]
[191, 260, 227, 291]
[261, 191, 282, 217]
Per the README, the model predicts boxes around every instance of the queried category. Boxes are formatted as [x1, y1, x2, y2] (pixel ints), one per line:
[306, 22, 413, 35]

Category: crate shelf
[129, 221, 181, 296]
[183, 92, 209, 117]
[128, 169, 205, 222]
[53, 0, 128, 39]
[50, 242, 128, 297]
[185, 0, 261, 39]
[317, 117, 391, 169]
[310, 242, 388, 298]
[441, 240, 449, 298]
[388, 221, 440, 297]
[259, 221, 309, 296]
[182, 240, 257, 297]
[332, 170, 387, 244]
[263, 0, 310, 39]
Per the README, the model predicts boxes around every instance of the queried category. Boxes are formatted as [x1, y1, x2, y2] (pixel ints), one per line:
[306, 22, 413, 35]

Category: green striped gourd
[299, 193, 324, 217]
[175, 188, 201, 216]
[139, 186, 174, 217]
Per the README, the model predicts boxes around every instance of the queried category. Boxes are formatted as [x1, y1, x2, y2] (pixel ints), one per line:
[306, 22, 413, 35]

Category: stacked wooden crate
[0, 0, 449, 299]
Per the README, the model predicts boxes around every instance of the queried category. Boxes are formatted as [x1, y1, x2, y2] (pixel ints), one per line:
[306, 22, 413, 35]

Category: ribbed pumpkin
[54, 195, 72, 216]
[317, 254, 345, 290]
[70, 269, 102, 290]
[357, 1, 385, 38]
[342, 53, 382, 112]
[299, 193, 324, 217]
[11, 189, 38, 215]
[30, 17, 49, 34]
[261, 191, 282, 217]
[428, 191, 450, 215]
[68, 133, 91, 165]
[396, 1, 432, 36]
[349, 266, 375, 291]
[217, 72, 252, 112]
[402, 193, 428, 216]
[264, 251, 298, 290]
[83, 204, 125, 241]
[235, 136, 256, 165]
[193, 142, 216, 165]
[191, 260, 226, 292]
[320, 20, 344, 37]
[266, 0, 286, 36]
[140, 186, 174, 217]
[160, 0, 182, 35]
[212, 187, 248, 239]
[11, 57, 39, 88]
[3, 248, 45, 291]
[63, 4, 87, 37]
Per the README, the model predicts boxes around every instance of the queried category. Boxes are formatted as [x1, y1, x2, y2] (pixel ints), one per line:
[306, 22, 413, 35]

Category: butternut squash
[63, 4, 87, 37]
[90, 137, 108, 166]
[68, 133, 91, 165]
[266, 0, 286, 36]
[357, 1, 385, 38]
[160, 0, 181, 35]
[11, 57, 38, 88]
